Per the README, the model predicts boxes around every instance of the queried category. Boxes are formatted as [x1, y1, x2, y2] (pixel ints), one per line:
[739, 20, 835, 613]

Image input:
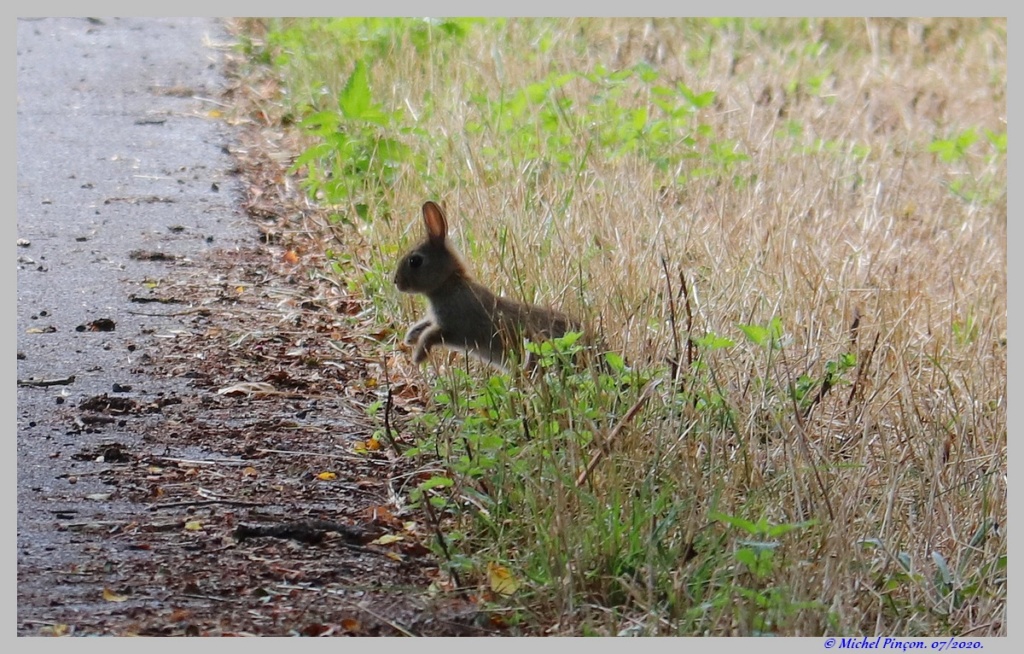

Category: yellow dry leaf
[487, 562, 520, 596]
[184, 520, 203, 531]
[40, 623, 70, 636]
[207, 109, 223, 119]
[317, 471, 337, 481]
[103, 587, 128, 602]
[242, 466, 258, 477]
[353, 437, 381, 454]
[369, 533, 403, 546]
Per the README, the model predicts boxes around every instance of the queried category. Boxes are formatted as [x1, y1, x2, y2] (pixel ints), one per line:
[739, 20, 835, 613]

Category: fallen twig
[255, 447, 379, 462]
[150, 498, 267, 510]
[179, 593, 239, 604]
[380, 387, 404, 456]
[576, 380, 660, 488]
[58, 520, 128, 532]
[129, 295, 184, 304]
[18, 375, 76, 387]
[148, 455, 253, 467]
[127, 307, 210, 317]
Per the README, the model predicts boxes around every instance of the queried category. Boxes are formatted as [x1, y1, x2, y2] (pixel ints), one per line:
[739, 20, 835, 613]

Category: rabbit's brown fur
[394, 201, 579, 372]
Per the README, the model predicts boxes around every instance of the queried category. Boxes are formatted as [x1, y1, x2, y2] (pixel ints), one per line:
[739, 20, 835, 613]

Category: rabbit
[394, 200, 581, 373]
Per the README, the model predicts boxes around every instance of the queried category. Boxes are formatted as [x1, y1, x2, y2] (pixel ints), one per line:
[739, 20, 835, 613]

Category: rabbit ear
[422, 201, 448, 247]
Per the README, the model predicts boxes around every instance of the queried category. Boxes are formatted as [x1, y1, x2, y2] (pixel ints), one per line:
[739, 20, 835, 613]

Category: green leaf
[339, 61, 371, 118]
[374, 137, 411, 164]
[604, 351, 626, 373]
[419, 475, 454, 491]
[692, 333, 734, 350]
[710, 511, 758, 534]
[932, 550, 953, 587]
[677, 83, 716, 109]
[297, 110, 340, 134]
[766, 520, 816, 537]
[738, 323, 770, 346]
[553, 330, 583, 349]
[739, 318, 784, 348]
[735, 547, 758, 568]
[339, 60, 388, 125]
[631, 107, 648, 133]
[984, 128, 1007, 154]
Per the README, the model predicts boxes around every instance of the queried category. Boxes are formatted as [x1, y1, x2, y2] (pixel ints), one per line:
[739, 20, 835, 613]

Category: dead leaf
[354, 436, 381, 455]
[216, 382, 277, 397]
[184, 520, 204, 531]
[40, 623, 69, 636]
[487, 562, 520, 596]
[340, 617, 361, 633]
[367, 505, 401, 527]
[317, 471, 337, 481]
[169, 608, 193, 622]
[300, 623, 333, 637]
[103, 587, 128, 602]
[369, 534, 403, 546]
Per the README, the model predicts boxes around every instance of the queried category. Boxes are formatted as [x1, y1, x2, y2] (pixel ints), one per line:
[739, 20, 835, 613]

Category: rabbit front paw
[411, 324, 445, 364]
[412, 345, 429, 364]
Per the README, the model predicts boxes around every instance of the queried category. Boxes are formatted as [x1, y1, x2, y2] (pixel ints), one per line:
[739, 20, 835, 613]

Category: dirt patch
[19, 239, 496, 636]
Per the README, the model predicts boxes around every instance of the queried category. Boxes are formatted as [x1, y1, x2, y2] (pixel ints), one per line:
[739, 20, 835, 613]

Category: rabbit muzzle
[393, 270, 405, 291]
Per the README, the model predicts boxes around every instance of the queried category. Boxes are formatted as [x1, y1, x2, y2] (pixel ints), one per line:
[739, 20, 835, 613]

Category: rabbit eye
[408, 253, 423, 269]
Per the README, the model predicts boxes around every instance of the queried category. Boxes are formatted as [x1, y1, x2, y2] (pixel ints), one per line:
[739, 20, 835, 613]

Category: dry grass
[232, 18, 1005, 636]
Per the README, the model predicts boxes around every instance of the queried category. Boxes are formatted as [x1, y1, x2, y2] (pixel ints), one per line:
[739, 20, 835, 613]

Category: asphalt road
[16, 17, 247, 629]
